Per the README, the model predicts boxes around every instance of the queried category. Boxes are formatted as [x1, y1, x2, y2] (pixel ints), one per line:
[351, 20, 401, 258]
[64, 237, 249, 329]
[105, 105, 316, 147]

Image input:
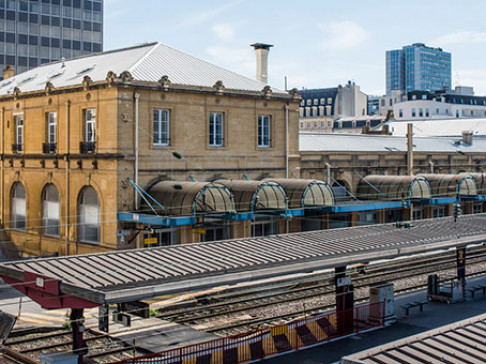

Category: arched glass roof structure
[215, 180, 287, 212]
[146, 181, 235, 216]
[357, 175, 431, 200]
[266, 179, 334, 208]
[418, 174, 477, 197]
[461, 173, 486, 195]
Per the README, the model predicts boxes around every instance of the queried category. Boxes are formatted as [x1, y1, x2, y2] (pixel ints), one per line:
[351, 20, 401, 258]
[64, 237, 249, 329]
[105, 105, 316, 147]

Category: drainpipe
[65, 100, 71, 256]
[407, 123, 413, 176]
[285, 102, 289, 179]
[325, 163, 331, 184]
[134, 92, 139, 210]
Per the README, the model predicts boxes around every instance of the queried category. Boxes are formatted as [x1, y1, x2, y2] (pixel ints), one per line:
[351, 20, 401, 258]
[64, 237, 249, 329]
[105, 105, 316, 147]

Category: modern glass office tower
[0, 0, 103, 77]
[386, 43, 451, 95]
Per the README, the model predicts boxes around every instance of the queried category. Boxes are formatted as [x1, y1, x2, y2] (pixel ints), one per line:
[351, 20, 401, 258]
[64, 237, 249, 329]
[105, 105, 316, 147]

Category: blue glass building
[386, 43, 451, 95]
[0, 0, 103, 77]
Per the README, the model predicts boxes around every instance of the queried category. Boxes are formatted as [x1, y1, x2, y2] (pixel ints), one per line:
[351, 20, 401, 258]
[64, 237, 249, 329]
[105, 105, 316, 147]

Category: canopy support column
[456, 246, 466, 297]
[70, 308, 87, 363]
[335, 266, 354, 334]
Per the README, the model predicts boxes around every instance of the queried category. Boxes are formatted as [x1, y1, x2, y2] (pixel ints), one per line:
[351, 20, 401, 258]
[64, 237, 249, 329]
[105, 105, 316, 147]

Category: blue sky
[104, 0, 486, 96]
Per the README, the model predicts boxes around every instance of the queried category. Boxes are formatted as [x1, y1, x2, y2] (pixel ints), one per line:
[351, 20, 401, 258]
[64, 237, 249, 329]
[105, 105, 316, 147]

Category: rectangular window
[153, 109, 169, 146]
[258, 115, 271, 147]
[85, 108, 95, 142]
[15, 115, 23, 152]
[80, 108, 96, 153]
[47, 112, 56, 144]
[411, 108, 416, 117]
[209, 112, 223, 147]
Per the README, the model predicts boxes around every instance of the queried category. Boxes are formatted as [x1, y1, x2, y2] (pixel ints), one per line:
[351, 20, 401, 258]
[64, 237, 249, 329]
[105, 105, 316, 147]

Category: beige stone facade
[0, 75, 300, 256]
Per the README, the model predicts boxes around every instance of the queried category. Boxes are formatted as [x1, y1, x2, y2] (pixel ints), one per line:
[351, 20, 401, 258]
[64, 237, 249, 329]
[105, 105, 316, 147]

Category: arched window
[42, 184, 60, 236]
[78, 186, 99, 243]
[11, 183, 26, 229]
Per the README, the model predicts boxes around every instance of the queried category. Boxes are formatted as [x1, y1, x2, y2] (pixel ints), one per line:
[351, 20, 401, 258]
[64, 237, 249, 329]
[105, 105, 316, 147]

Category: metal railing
[42, 142, 57, 154]
[109, 302, 384, 364]
[79, 141, 96, 153]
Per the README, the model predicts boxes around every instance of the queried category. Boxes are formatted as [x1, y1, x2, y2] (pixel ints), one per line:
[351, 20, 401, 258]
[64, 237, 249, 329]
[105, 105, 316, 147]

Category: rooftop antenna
[454, 71, 459, 87]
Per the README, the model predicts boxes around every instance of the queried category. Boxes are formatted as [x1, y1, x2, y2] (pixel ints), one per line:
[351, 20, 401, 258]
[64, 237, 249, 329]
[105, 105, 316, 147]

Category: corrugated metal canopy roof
[0, 42, 285, 95]
[340, 314, 486, 364]
[1, 214, 486, 305]
[386, 118, 486, 137]
[299, 133, 486, 153]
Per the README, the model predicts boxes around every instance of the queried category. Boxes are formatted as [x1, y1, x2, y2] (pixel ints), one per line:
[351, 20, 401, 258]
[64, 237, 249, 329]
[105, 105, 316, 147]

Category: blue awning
[413, 197, 457, 205]
[118, 212, 196, 227]
[322, 200, 409, 213]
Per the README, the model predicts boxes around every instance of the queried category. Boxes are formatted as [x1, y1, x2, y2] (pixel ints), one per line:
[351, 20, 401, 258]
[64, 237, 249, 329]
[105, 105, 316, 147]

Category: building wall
[0, 80, 300, 256]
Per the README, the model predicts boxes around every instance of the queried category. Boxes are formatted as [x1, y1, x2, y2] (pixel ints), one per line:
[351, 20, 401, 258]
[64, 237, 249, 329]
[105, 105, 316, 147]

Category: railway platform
[262, 276, 486, 364]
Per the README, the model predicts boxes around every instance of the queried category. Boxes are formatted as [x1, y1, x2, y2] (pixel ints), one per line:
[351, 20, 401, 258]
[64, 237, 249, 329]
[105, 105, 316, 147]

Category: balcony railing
[11, 143, 22, 153]
[42, 142, 57, 154]
[79, 141, 96, 154]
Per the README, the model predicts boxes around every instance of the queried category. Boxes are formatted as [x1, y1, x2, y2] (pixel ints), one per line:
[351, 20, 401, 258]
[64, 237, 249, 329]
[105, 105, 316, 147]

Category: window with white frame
[78, 186, 100, 243]
[258, 115, 271, 147]
[209, 112, 223, 147]
[11, 183, 26, 229]
[42, 184, 60, 236]
[15, 115, 24, 152]
[47, 112, 57, 144]
[85, 108, 96, 143]
[153, 109, 169, 145]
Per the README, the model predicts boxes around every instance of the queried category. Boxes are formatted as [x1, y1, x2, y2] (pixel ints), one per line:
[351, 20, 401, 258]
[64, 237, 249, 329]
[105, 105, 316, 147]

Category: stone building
[0, 42, 300, 256]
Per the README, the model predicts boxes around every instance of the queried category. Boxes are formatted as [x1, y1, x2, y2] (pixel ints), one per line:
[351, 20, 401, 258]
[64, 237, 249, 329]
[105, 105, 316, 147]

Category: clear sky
[104, 0, 486, 96]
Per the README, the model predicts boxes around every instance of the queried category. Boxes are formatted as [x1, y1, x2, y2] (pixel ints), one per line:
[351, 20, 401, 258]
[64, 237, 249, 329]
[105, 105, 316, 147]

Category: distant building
[367, 95, 380, 115]
[386, 43, 451, 95]
[299, 81, 367, 132]
[379, 86, 486, 120]
[0, 0, 103, 77]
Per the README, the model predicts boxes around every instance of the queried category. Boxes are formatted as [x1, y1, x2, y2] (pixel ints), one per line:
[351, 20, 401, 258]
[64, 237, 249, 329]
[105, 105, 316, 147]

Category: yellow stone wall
[0, 82, 300, 256]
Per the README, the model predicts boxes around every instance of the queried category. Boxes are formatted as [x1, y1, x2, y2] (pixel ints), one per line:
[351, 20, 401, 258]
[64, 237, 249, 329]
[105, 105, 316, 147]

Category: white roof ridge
[128, 42, 160, 74]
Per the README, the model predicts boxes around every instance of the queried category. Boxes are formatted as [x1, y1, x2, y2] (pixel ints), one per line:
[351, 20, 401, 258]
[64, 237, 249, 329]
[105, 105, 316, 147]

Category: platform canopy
[215, 180, 287, 212]
[1, 214, 486, 308]
[265, 179, 334, 209]
[357, 175, 431, 200]
[145, 181, 235, 216]
[418, 174, 477, 197]
[461, 173, 486, 195]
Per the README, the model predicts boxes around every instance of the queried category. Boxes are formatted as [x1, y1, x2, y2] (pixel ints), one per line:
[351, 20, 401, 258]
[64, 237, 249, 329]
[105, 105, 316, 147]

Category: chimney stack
[462, 130, 473, 145]
[251, 43, 273, 84]
[3, 65, 14, 80]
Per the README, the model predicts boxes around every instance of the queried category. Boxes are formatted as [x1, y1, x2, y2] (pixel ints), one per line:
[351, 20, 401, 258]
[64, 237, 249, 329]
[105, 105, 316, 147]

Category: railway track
[153, 247, 486, 330]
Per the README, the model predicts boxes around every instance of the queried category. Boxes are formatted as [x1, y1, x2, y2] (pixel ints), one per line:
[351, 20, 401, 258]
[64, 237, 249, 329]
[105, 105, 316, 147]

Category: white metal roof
[299, 133, 486, 153]
[0, 42, 282, 95]
[385, 118, 486, 137]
